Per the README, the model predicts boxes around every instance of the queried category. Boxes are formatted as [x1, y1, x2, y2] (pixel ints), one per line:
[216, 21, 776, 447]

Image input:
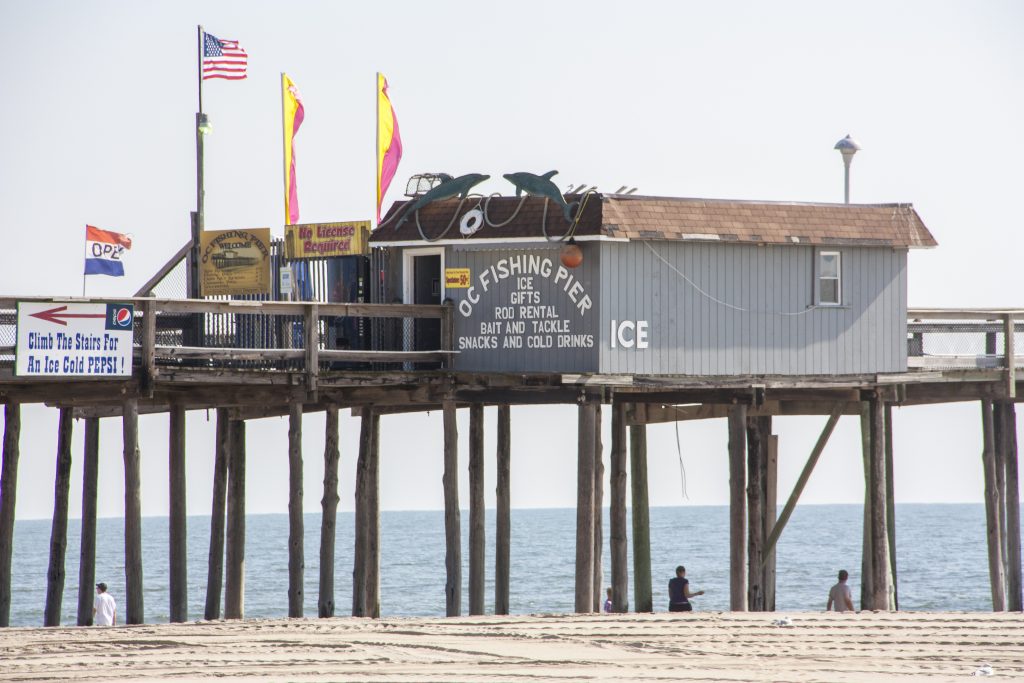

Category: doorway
[403, 248, 443, 351]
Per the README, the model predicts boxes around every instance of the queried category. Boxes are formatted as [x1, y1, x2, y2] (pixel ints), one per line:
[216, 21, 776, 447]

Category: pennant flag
[84, 226, 132, 277]
[282, 73, 305, 225]
[376, 73, 403, 223]
[203, 32, 248, 81]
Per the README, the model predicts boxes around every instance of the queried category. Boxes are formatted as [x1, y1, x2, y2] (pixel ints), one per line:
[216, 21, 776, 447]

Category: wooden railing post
[440, 300, 455, 368]
[304, 304, 319, 395]
[141, 299, 156, 396]
[1004, 313, 1016, 398]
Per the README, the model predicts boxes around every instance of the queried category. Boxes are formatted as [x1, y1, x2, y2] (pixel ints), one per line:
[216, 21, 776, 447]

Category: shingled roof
[371, 194, 936, 248]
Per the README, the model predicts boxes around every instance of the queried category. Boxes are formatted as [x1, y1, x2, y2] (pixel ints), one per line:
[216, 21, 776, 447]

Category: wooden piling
[319, 406, 339, 618]
[495, 405, 511, 615]
[123, 398, 144, 624]
[287, 402, 304, 618]
[763, 433, 778, 611]
[592, 403, 604, 612]
[629, 421, 653, 613]
[204, 408, 230, 620]
[469, 404, 485, 615]
[352, 407, 370, 617]
[76, 417, 99, 626]
[1001, 402, 1022, 611]
[884, 403, 898, 610]
[575, 398, 597, 612]
[867, 397, 891, 610]
[609, 402, 629, 612]
[859, 401, 874, 610]
[366, 410, 381, 619]
[224, 419, 246, 620]
[44, 408, 74, 627]
[746, 415, 766, 611]
[993, 405, 1008, 572]
[169, 405, 187, 623]
[981, 399, 1006, 611]
[442, 400, 461, 616]
[728, 404, 748, 611]
[1, 404, 22, 627]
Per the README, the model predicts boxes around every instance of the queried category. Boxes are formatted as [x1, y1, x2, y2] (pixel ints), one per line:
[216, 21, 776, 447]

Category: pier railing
[0, 297, 456, 388]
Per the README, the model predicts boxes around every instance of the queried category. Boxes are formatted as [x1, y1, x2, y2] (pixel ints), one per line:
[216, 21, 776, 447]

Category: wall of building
[598, 240, 908, 375]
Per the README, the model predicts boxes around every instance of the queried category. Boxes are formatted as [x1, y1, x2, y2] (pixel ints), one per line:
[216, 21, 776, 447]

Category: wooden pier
[0, 295, 1021, 625]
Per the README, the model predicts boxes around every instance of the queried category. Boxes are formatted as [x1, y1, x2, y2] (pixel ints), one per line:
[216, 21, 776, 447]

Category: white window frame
[402, 246, 445, 305]
[818, 250, 842, 306]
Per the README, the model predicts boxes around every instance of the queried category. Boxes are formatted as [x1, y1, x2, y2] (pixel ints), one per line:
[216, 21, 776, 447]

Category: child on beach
[603, 587, 612, 613]
[668, 565, 704, 612]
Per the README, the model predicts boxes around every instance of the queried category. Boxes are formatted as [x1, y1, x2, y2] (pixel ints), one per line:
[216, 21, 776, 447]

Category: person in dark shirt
[668, 565, 704, 612]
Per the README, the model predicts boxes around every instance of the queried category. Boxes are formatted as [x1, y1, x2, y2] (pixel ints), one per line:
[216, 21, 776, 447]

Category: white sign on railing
[15, 302, 135, 377]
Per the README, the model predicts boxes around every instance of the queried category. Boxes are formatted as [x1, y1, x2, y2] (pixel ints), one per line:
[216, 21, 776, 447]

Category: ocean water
[4, 504, 1020, 627]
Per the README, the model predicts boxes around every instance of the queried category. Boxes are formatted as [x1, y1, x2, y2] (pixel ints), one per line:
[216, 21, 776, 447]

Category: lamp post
[834, 134, 861, 204]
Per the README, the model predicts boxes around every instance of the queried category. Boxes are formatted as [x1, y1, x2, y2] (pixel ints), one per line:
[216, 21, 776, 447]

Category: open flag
[282, 73, 305, 225]
[376, 73, 403, 224]
[84, 225, 132, 277]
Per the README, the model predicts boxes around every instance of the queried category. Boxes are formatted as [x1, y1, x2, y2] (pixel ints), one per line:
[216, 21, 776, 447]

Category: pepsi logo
[113, 307, 132, 327]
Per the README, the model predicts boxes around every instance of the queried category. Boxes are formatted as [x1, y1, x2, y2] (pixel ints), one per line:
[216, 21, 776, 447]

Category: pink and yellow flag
[282, 73, 305, 225]
[376, 73, 403, 224]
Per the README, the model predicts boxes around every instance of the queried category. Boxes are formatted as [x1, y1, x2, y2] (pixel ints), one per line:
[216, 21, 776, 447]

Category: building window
[819, 251, 841, 305]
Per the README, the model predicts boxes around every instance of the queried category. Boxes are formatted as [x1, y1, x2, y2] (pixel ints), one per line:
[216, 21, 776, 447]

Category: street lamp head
[197, 113, 213, 136]
[834, 134, 861, 159]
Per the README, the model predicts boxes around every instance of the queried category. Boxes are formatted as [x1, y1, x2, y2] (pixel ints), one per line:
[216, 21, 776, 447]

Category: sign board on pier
[199, 228, 272, 296]
[15, 302, 135, 377]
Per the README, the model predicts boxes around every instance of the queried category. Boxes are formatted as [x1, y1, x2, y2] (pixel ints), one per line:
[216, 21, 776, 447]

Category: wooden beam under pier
[0, 404, 22, 627]
[728, 404, 747, 611]
[609, 402, 629, 613]
[287, 403, 304, 618]
[867, 397, 892, 610]
[630, 422, 652, 613]
[169, 406, 187, 623]
[123, 399, 144, 624]
[495, 405, 511, 616]
[468, 404, 485, 616]
[885, 404, 898, 610]
[204, 408, 229, 620]
[366, 411, 381, 619]
[318, 407, 339, 618]
[442, 400, 461, 617]
[746, 415, 769, 611]
[575, 397, 597, 613]
[43, 408, 73, 627]
[1001, 401, 1022, 611]
[224, 419, 246, 620]
[76, 417, 99, 626]
[981, 400, 1007, 611]
[592, 403, 604, 613]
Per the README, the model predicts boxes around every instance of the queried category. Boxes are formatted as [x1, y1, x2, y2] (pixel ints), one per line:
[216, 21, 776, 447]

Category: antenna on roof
[625, 187, 637, 195]
[833, 135, 861, 204]
[614, 185, 628, 194]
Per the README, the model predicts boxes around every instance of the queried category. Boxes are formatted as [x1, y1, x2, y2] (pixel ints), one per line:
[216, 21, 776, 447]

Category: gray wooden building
[371, 193, 936, 375]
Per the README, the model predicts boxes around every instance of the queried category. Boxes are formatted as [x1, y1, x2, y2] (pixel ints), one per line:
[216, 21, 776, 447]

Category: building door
[407, 251, 442, 351]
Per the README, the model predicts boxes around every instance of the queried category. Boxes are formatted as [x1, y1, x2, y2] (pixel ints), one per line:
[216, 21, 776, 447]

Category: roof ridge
[603, 194, 914, 209]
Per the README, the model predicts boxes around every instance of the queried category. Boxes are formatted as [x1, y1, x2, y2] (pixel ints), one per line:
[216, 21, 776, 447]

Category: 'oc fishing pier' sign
[15, 302, 135, 377]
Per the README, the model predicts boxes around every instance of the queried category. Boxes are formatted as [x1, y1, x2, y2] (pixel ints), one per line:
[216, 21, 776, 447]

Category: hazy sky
[1, 1, 1022, 521]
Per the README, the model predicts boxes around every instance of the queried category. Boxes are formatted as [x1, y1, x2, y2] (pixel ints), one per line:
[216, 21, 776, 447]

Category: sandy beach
[1, 611, 1021, 682]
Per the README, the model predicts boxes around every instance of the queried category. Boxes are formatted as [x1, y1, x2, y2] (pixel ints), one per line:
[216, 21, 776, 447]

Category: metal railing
[0, 297, 456, 390]
[907, 308, 1020, 397]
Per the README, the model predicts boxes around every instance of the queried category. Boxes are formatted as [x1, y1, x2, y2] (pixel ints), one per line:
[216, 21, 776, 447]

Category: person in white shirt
[826, 570, 854, 612]
[93, 583, 117, 626]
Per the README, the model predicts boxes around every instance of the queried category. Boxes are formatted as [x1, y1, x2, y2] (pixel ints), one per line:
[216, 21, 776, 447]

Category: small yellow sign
[285, 221, 370, 259]
[199, 228, 272, 296]
[445, 268, 471, 289]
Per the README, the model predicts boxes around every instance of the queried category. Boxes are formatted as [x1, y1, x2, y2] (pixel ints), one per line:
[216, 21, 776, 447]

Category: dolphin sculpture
[503, 170, 574, 223]
[393, 173, 490, 229]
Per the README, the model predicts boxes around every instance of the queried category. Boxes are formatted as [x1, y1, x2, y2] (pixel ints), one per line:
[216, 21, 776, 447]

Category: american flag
[202, 32, 247, 81]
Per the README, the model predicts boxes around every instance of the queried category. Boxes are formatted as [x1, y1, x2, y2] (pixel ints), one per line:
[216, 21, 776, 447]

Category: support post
[884, 403, 898, 610]
[1, 404, 22, 627]
[867, 396, 891, 610]
[859, 401, 874, 610]
[1004, 313, 1016, 399]
[287, 402, 304, 617]
[575, 397, 597, 612]
[224, 419, 246, 620]
[1001, 402, 1022, 611]
[495, 405, 511, 615]
[352, 407, 369, 617]
[204, 408, 230, 620]
[304, 304, 319, 395]
[123, 399, 144, 624]
[746, 415, 766, 611]
[610, 402, 629, 612]
[319, 406, 339, 618]
[994, 405, 1008, 574]
[728, 403, 748, 611]
[763, 433, 778, 611]
[76, 417, 99, 626]
[44, 408, 74, 627]
[592, 403, 604, 612]
[469, 404, 485, 615]
[442, 400, 461, 616]
[366, 410, 381, 619]
[630, 421, 652, 613]
[169, 406, 188, 623]
[981, 400, 1006, 610]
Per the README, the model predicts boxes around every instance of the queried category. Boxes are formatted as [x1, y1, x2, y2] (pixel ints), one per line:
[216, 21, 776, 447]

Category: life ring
[459, 208, 484, 236]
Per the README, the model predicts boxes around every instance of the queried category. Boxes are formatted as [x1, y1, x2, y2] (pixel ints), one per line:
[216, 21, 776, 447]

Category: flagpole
[81, 226, 88, 298]
[281, 73, 289, 227]
[190, 25, 205, 302]
[375, 72, 380, 228]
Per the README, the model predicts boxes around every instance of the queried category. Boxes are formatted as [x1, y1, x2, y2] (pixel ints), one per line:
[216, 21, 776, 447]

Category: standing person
[603, 587, 613, 613]
[826, 570, 854, 612]
[93, 583, 117, 626]
[668, 565, 704, 612]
